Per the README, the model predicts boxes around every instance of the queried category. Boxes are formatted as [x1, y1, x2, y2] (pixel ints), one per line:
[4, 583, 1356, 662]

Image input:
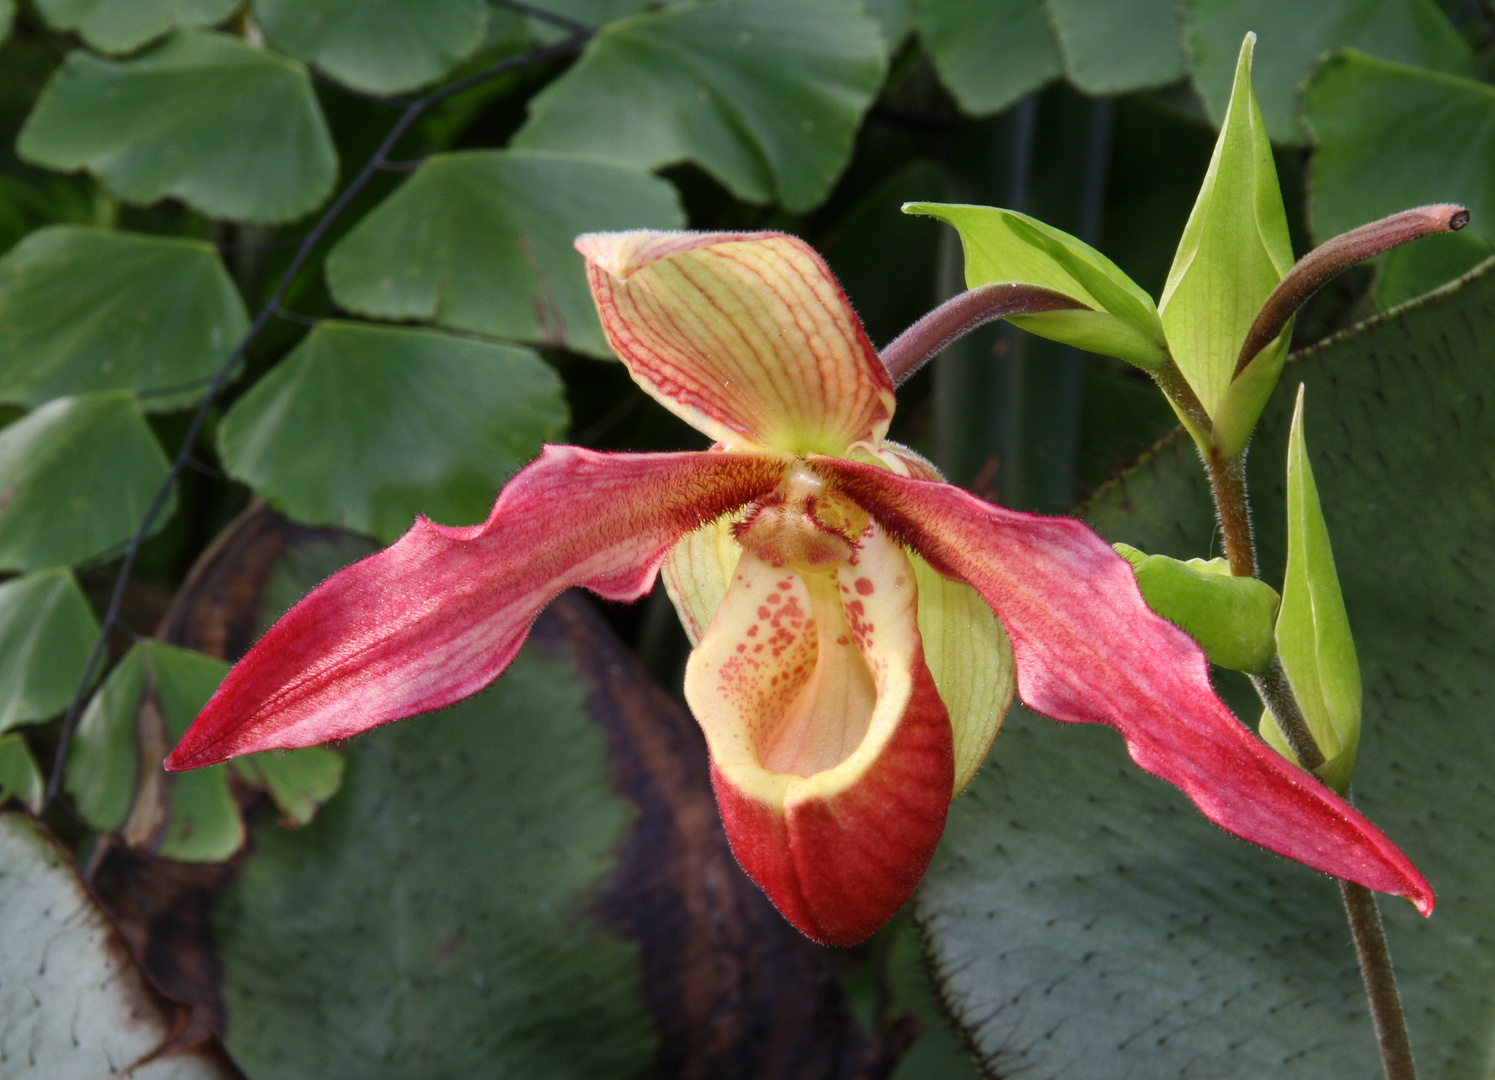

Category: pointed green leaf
[18, 32, 337, 224]
[1259, 386, 1360, 793]
[1047, 0, 1184, 95]
[0, 226, 249, 410]
[1183, 0, 1471, 145]
[1114, 543, 1279, 673]
[325, 150, 684, 358]
[1159, 33, 1292, 421]
[911, 0, 1060, 116]
[32, 0, 239, 54]
[253, 0, 488, 95]
[216, 640, 653, 1077]
[232, 747, 344, 827]
[0, 735, 43, 813]
[512, 0, 885, 212]
[220, 322, 566, 544]
[0, 812, 240, 1079]
[67, 645, 143, 833]
[0, 568, 99, 733]
[906, 201, 1167, 370]
[0, 393, 172, 572]
[1306, 52, 1495, 249]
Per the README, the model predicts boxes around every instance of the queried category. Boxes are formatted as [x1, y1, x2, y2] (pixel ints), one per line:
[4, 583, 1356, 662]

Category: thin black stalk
[45, 27, 595, 808]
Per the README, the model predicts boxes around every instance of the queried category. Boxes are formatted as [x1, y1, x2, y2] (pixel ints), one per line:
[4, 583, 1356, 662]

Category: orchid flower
[166, 231, 1431, 946]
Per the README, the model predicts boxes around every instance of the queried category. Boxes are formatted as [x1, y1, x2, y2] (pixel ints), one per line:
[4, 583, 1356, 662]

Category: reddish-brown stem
[1341, 881, 1419, 1080]
[879, 282, 1084, 386]
[1235, 204, 1469, 376]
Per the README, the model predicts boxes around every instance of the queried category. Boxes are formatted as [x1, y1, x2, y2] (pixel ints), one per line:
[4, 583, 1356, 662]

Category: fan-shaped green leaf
[1183, 0, 1470, 144]
[1047, 0, 1185, 94]
[0, 568, 99, 733]
[0, 812, 240, 1079]
[253, 0, 487, 95]
[0, 226, 248, 410]
[911, 0, 1060, 116]
[512, 0, 885, 212]
[219, 321, 567, 544]
[326, 150, 684, 358]
[0, 1, 14, 45]
[18, 31, 337, 224]
[1306, 52, 1495, 248]
[32, 0, 239, 54]
[921, 258, 1495, 1076]
[0, 393, 171, 571]
[0, 736, 43, 813]
[216, 640, 654, 1078]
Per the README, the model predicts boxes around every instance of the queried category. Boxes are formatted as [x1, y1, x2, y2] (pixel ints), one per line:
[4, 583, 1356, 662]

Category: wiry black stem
[45, 26, 595, 809]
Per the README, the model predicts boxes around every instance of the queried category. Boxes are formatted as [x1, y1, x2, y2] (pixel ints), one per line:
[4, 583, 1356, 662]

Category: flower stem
[1203, 448, 1417, 1080]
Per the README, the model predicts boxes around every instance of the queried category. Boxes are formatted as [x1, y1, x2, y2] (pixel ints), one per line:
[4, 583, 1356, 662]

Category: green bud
[1159, 32, 1293, 431]
[1114, 543, 1279, 674]
[904, 201, 1168, 372]
[1258, 387, 1361, 794]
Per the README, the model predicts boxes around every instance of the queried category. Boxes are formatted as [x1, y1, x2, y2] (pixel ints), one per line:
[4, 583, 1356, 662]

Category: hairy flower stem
[1205, 448, 1417, 1080]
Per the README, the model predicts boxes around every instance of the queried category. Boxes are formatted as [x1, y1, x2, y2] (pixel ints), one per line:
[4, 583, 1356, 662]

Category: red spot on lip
[777, 580, 793, 591]
[854, 578, 874, 596]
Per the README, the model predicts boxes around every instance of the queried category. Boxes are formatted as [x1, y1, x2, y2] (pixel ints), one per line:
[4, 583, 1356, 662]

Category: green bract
[1259, 387, 1360, 794]
[1114, 544, 1278, 673]
[1160, 32, 1292, 450]
[903, 201, 1168, 371]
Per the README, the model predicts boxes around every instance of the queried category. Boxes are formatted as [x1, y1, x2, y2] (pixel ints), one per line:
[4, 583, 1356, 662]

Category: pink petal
[687, 529, 952, 945]
[818, 458, 1434, 916]
[577, 230, 895, 454]
[165, 447, 784, 771]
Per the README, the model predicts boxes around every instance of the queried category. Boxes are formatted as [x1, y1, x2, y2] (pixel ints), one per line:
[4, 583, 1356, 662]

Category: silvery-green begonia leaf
[1159, 33, 1292, 432]
[1114, 544, 1278, 673]
[1258, 386, 1360, 793]
[911, 0, 1060, 116]
[512, 0, 885, 212]
[252, 0, 487, 95]
[0, 393, 172, 572]
[0, 568, 99, 733]
[1183, 0, 1470, 144]
[1046, 0, 1184, 95]
[0, 811, 239, 1079]
[0, 226, 248, 410]
[218, 321, 567, 545]
[905, 201, 1166, 370]
[18, 32, 337, 224]
[326, 150, 683, 358]
[0, 735, 43, 813]
[32, 0, 239, 54]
